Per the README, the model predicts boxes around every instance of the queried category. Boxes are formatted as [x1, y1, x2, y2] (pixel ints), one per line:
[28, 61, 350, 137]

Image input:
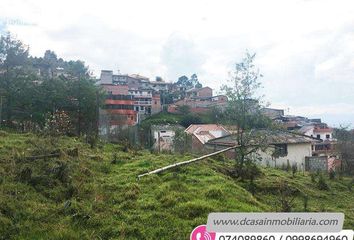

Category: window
[274, 144, 288, 156]
[140, 106, 144, 110]
[317, 134, 321, 139]
[326, 134, 330, 139]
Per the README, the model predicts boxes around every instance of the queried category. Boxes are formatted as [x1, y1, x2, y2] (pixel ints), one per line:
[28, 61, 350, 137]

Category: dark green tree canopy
[0, 32, 104, 135]
[176, 73, 202, 90]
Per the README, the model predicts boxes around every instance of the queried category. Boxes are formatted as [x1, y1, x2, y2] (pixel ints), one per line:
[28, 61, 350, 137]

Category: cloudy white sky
[1, 0, 354, 126]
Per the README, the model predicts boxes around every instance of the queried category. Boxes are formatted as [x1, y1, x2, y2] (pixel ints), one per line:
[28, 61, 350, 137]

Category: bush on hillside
[276, 181, 300, 212]
[318, 174, 329, 190]
[329, 169, 336, 180]
[180, 114, 202, 128]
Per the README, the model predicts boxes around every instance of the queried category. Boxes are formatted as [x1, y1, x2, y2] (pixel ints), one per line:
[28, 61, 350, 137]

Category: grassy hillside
[0, 131, 353, 239]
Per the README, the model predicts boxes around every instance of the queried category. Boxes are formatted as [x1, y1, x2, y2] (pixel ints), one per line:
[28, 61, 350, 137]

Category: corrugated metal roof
[207, 129, 320, 146]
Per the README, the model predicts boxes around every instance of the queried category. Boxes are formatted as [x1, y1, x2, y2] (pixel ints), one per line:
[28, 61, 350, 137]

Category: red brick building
[168, 95, 228, 114]
[101, 85, 138, 126]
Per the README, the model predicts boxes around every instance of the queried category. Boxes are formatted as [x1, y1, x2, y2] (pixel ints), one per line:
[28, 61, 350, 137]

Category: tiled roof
[313, 128, 333, 133]
[207, 129, 320, 146]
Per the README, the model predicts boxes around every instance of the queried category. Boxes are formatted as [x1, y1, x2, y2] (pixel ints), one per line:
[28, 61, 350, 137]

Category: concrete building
[99, 84, 138, 136]
[148, 80, 173, 92]
[151, 124, 184, 152]
[185, 87, 213, 99]
[206, 130, 319, 170]
[298, 124, 337, 157]
[168, 95, 228, 114]
[99, 70, 163, 131]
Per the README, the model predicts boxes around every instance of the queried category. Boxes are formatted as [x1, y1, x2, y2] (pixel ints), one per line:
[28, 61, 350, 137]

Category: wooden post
[137, 145, 238, 179]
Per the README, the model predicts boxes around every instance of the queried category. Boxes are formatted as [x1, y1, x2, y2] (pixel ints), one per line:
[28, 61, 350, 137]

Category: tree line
[0, 33, 105, 136]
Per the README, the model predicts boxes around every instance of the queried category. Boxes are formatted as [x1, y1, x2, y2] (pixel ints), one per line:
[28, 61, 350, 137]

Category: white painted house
[151, 125, 184, 152]
[206, 130, 319, 170]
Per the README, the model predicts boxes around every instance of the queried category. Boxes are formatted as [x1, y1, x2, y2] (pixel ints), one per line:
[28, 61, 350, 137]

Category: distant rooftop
[207, 129, 320, 146]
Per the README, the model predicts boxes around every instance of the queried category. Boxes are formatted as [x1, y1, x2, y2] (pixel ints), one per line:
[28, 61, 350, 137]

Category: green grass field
[0, 131, 353, 239]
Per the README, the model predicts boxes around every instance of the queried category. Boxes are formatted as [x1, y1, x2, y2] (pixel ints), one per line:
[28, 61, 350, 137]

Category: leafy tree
[173, 128, 192, 153]
[190, 73, 202, 88]
[180, 113, 202, 128]
[176, 105, 191, 115]
[334, 127, 354, 174]
[42, 50, 58, 78]
[160, 91, 174, 105]
[176, 74, 202, 90]
[0, 32, 35, 127]
[176, 75, 190, 88]
[221, 51, 270, 175]
[0, 33, 105, 136]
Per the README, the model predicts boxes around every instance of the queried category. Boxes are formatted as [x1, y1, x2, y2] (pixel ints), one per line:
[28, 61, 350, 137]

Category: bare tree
[221, 51, 270, 176]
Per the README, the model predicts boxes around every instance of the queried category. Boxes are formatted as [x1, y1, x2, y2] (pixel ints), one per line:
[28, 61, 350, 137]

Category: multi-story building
[168, 91, 228, 114]
[185, 87, 213, 99]
[99, 84, 137, 135]
[298, 124, 337, 157]
[149, 79, 173, 92]
[128, 88, 161, 121]
[99, 70, 163, 132]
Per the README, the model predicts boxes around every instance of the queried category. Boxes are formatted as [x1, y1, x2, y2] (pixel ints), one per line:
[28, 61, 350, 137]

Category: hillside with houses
[97, 69, 341, 174]
[0, 32, 353, 239]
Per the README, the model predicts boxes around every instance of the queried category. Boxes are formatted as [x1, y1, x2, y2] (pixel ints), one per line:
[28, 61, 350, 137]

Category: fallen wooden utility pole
[137, 145, 238, 179]
[25, 153, 60, 161]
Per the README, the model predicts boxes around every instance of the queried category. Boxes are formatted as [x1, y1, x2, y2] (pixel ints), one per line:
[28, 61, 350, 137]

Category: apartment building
[99, 70, 162, 131]
[100, 84, 137, 130]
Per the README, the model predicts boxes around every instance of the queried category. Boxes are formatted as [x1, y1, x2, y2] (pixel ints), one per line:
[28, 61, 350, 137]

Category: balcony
[130, 93, 152, 98]
[135, 101, 151, 105]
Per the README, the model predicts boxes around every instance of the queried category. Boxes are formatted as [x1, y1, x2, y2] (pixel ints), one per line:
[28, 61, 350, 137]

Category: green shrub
[17, 166, 32, 183]
[99, 163, 111, 174]
[291, 163, 298, 177]
[236, 163, 262, 180]
[318, 174, 329, 190]
[0, 130, 8, 137]
[111, 153, 121, 164]
[302, 194, 309, 212]
[286, 160, 291, 172]
[329, 169, 335, 180]
[276, 181, 299, 212]
[348, 179, 353, 192]
[310, 173, 316, 183]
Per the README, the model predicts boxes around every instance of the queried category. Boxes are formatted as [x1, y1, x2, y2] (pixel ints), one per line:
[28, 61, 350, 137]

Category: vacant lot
[0, 131, 353, 239]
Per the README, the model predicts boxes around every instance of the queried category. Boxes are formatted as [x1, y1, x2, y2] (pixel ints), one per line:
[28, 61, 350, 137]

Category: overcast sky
[1, 0, 353, 127]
